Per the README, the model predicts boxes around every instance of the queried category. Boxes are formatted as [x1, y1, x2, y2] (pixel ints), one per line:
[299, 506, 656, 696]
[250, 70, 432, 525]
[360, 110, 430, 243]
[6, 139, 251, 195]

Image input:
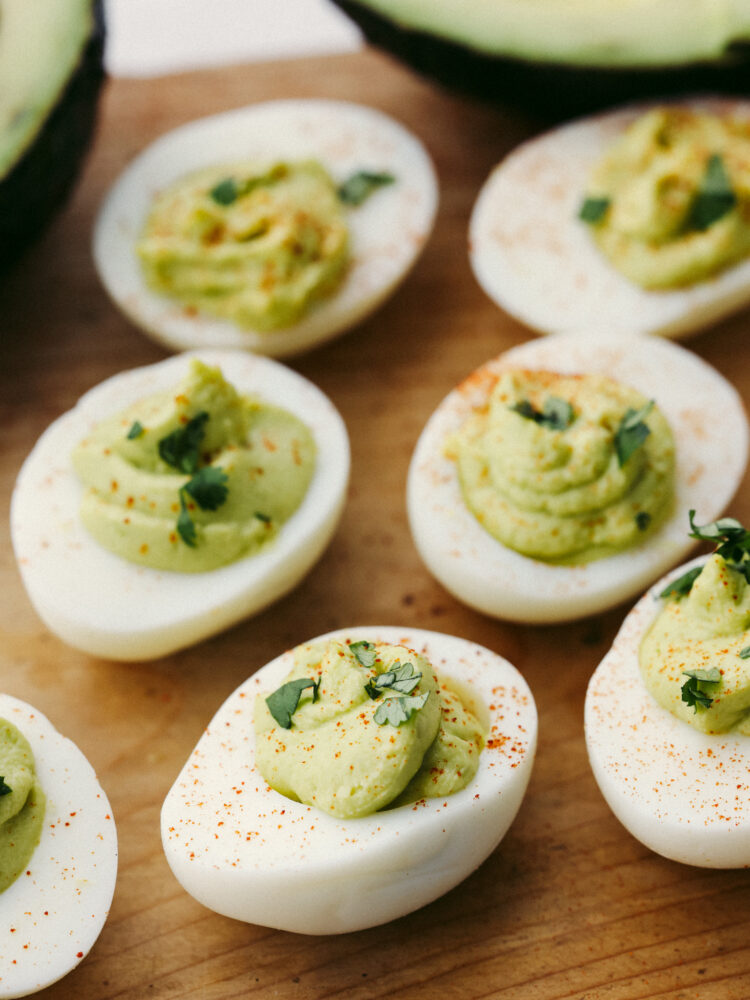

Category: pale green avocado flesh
[0, 718, 45, 895]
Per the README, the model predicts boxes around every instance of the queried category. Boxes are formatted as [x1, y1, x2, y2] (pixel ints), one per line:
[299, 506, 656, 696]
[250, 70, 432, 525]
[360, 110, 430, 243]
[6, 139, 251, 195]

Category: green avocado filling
[0, 718, 45, 894]
[254, 638, 486, 819]
[580, 107, 750, 289]
[137, 160, 349, 331]
[72, 360, 316, 572]
[641, 514, 750, 734]
[446, 369, 675, 564]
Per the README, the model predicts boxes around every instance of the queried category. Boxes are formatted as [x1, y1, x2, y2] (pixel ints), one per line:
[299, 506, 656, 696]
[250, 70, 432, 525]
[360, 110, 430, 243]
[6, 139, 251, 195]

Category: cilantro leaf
[739, 646, 750, 659]
[126, 420, 144, 440]
[365, 660, 422, 698]
[579, 196, 611, 224]
[635, 511, 652, 532]
[687, 509, 750, 577]
[254, 511, 272, 524]
[349, 640, 376, 668]
[266, 677, 320, 729]
[686, 154, 736, 232]
[158, 411, 209, 474]
[373, 692, 429, 726]
[614, 401, 653, 467]
[338, 171, 395, 206]
[183, 466, 229, 511]
[0, 776, 11, 797]
[210, 177, 240, 205]
[681, 667, 722, 712]
[511, 396, 574, 431]
[177, 492, 197, 548]
[659, 565, 703, 599]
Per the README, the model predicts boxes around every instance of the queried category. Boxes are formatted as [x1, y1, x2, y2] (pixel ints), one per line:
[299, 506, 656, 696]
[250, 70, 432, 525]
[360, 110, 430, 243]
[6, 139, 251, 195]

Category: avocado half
[333, 0, 750, 117]
[0, 0, 105, 273]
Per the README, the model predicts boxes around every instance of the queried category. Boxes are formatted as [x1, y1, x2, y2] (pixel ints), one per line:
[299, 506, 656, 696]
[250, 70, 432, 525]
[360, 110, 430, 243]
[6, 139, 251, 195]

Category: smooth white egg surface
[161, 626, 537, 935]
[585, 557, 750, 867]
[0, 694, 117, 999]
[469, 98, 750, 339]
[93, 99, 438, 358]
[11, 350, 350, 661]
[407, 333, 748, 623]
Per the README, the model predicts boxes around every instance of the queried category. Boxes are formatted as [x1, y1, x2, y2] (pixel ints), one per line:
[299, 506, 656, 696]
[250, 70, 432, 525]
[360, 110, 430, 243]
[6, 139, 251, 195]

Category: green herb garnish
[659, 565, 703, 599]
[158, 411, 209, 474]
[688, 510, 750, 582]
[266, 677, 321, 729]
[685, 154, 736, 232]
[614, 401, 653, 467]
[511, 396, 574, 431]
[182, 466, 229, 511]
[210, 177, 240, 205]
[0, 777, 11, 797]
[209, 166, 288, 207]
[349, 640, 376, 668]
[126, 420, 144, 440]
[635, 511, 652, 532]
[579, 196, 611, 224]
[373, 692, 429, 727]
[338, 171, 395, 206]
[254, 511, 272, 524]
[681, 667, 722, 712]
[739, 646, 750, 659]
[365, 660, 421, 698]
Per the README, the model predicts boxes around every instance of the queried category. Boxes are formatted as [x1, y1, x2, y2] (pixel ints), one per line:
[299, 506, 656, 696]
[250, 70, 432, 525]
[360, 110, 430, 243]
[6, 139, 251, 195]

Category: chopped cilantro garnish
[176, 492, 198, 548]
[579, 196, 611, 224]
[349, 640, 376, 668]
[0, 776, 11, 797]
[210, 177, 240, 205]
[614, 401, 653, 467]
[659, 565, 703, 600]
[373, 692, 429, 726]
[681, 667, 721, 712]
[126, 420, 144, 440]
[338, 171, 395, 206]
[254, 511, 272, 524]
[685, 154, 736, 232]
[266, 677, 320, 729]
[158, 411, 209, 474]
[739, 645, 750, 659]
[511, 396, 574, 431]
[635, 511, 652, 532]
[183, 466, 229, 511]
[687, 510, 750, 582]
[365, 660, 421, 698]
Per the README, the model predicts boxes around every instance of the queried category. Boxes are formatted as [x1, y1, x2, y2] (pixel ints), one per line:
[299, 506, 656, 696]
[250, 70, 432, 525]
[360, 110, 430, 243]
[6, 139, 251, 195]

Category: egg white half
[93, 99, 438, 358]
[469, 97, 750, 339]
[0, 694, 117, 999]
[407, 333, 748, 623]
[585, 556, 750, 867]
[11, 350, 350, 661]
[161, 626, 537, 935]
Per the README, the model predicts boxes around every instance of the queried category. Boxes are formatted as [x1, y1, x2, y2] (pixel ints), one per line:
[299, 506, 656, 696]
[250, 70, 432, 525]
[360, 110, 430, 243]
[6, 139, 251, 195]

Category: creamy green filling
[447, 369, 675, 563]
[254, 639, 485, 819]
[0, 718, 45, 894]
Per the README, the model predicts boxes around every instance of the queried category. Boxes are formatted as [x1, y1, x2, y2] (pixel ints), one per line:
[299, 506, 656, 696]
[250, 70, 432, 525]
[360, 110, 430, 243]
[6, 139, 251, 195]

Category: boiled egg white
[161, 625, 537, 935]
[0, 693, 117, 999]
[93, 98, 438, 358]
[469, 98, 750, 339]
[407, 333, 748, 623]
[11, 350, 350, 661]
[585, 556, 750, 867]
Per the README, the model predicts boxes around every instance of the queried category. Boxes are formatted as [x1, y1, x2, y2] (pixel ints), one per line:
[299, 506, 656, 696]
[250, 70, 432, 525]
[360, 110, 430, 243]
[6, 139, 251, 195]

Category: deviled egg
[585, 516, 750, 867]
[470, 98, 750, 339]
[0, 694, 117, 999]
[11, 350, 349, 661]
[161, 626, 537, 935]
[407, 333, 748, 623]
[94, 99, 438, 358]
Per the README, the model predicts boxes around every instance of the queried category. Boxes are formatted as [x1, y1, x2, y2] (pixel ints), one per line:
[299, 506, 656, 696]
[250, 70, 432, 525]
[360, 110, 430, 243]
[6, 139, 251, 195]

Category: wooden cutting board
[2, 46, 750, 1000]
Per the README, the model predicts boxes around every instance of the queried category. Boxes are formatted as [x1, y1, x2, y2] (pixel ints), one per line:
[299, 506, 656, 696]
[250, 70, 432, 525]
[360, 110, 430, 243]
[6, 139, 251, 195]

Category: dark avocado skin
[0, 0, 105, 274]
[334, 0, 750, 121]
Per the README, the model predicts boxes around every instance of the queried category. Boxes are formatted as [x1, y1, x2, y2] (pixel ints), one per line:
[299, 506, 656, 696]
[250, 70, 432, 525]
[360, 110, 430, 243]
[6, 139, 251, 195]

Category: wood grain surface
[3, 46, 750, 1000]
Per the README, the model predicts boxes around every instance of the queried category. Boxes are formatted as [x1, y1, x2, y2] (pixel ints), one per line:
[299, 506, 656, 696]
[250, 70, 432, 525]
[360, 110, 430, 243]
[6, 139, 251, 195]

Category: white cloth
[104, 0, 363, 78]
